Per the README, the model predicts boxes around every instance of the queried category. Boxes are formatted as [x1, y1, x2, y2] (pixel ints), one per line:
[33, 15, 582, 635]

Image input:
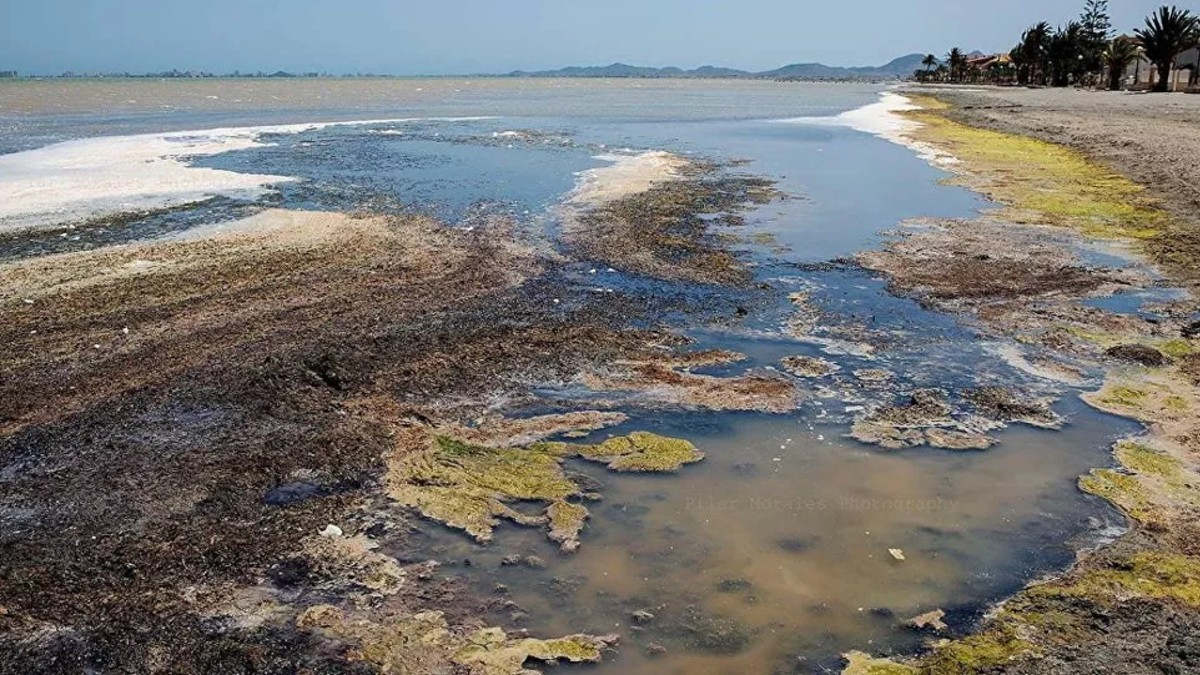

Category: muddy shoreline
[841, 89, 1200, 673]
[0, 150, 794, 673]
[4, 86, 1198, 675]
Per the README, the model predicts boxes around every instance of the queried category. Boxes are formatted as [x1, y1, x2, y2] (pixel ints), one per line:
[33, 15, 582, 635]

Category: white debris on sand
[565, 151, 689, 209]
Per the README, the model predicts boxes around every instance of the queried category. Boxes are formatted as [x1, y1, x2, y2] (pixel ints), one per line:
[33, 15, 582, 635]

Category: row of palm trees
[915, 4, 1200, 92]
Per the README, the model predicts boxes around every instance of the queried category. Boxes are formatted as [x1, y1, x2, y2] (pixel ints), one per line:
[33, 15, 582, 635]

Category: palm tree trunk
[1155, 62, 1171, 92]
[1108, 64, 1123, 90]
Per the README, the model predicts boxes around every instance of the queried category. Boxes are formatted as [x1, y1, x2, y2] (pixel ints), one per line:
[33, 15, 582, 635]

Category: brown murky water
[410, 400, 1130, 674]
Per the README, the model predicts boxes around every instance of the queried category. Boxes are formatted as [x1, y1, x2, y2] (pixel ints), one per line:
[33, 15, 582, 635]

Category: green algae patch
[546, 431, 705, 472]
[1158, 338, 1195, 359]
[1083, 371, 1196, 427]
[1097, 385, 1148, 408]
[298, 604, 617, 675]
[1030, 552, 1200, 608]
[546, 500, 589, 553]
[902, 95, 1166, 242]
[455, 626, 616, 673]
[388, 435, 576, 546]
[1079, 468, 1159, 523]
[922, 627, 1035, 674]
[388, 430, 702, 550]
[841, 651, 919, 675]
[1116, 440, 1182, 480]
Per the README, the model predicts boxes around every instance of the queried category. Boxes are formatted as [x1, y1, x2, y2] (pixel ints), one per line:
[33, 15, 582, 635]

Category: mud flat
[0, 151, 782, 673]
[845, 93, 1200, 673]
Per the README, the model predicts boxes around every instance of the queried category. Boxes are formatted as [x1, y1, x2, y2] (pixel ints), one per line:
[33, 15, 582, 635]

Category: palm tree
[1135, 6, 1200, 92]
[1015, 22, 1052, 85]
[946, 48, 967, 83]
[922, 54, 938, 73]
[1047, 22, 1085, 87]
[1103, 36, 1141, 90]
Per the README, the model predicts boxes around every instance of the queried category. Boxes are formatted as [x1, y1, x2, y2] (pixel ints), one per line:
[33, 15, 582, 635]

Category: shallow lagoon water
[0, 79, 1135, 673]
[410, 401, 1132, 674]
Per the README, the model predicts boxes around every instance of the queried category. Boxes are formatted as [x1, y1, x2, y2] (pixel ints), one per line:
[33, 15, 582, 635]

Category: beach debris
[631, 609, 656, 623]
[853, 368, 893, 383]
[905, 608, 948, 632]
[888, 548, 907, 561]
[1105, 343, 1168, 367]
[781, 355, 840, 378]
[924, 428, 995, 451]
[645, 643, 668, 657]
[963, 386, 1062, 428]
[320, 524, 343, 538]
[298, 605, 618, 673]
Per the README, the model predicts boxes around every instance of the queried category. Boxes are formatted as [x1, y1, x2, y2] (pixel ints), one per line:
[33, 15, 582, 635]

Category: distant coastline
[0, 53, 927, 81]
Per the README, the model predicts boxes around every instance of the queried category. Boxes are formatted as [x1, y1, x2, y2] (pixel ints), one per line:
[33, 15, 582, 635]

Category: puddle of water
[409, 398, 1133, 674]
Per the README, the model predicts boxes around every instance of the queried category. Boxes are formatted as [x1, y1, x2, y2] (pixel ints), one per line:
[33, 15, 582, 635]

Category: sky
[0, 0, 1162, 75]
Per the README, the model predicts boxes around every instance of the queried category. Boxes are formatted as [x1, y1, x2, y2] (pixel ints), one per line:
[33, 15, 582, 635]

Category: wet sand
[845, 89, 1200, 673]
[0, 152, 797, 673]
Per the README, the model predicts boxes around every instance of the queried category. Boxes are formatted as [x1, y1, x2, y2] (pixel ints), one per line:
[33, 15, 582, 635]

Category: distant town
[0, 55, 927, 81]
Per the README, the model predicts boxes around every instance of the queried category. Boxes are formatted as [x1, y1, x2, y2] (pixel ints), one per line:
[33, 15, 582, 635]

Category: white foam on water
[772, 91, 959, 167]
[0, 116, 497, 232]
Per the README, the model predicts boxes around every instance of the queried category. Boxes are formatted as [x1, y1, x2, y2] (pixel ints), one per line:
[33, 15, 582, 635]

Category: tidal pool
[405, 396, 1132, 674]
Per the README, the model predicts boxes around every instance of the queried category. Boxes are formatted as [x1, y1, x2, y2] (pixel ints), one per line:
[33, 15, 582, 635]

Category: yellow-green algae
[1026, 551, 1200, 608]
[921, 626, 1035, 674]
[297, 604, 615, 675]
[388, 432, 702, 550]
[1116, 440, 1182, 480]
[842, 651, 919, 675]
[546, 500, 589, 553]
[902, 94, 1165, 241]
[536, 430, 705, 472]
[1081, 467, 1160, 522]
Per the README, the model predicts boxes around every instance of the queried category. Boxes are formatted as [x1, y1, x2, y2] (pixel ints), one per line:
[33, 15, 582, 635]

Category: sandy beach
[913, 86, 1200, 287]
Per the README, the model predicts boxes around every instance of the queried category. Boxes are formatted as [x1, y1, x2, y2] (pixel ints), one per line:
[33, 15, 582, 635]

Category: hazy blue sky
[0, 0, 1159, 75]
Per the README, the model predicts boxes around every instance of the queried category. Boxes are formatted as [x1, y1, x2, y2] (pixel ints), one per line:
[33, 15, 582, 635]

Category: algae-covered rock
[388, 435, 573, 545]
[388, 430, 701, 551]
[298, 604, 617, 675]
[546, 500, 589, 553]
[841, 651, 919, 675]
[853, 368, 894, 383]
[543, 431, 705, 472]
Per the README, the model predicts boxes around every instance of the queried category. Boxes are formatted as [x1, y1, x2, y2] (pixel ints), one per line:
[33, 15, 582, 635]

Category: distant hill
[503, 54, 927, 80]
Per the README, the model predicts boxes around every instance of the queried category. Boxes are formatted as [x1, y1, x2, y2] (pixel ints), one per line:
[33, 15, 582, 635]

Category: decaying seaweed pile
[0, 155, 786, 674]
[844, 96, 1200, 674]
[563, 158, 778, 285]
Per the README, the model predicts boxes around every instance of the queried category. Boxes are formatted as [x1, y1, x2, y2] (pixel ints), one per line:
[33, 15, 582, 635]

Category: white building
[1119, 45, 1200, 91]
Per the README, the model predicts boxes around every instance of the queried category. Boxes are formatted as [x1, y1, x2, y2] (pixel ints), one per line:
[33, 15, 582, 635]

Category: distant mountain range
[503, 54, 929, 80]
